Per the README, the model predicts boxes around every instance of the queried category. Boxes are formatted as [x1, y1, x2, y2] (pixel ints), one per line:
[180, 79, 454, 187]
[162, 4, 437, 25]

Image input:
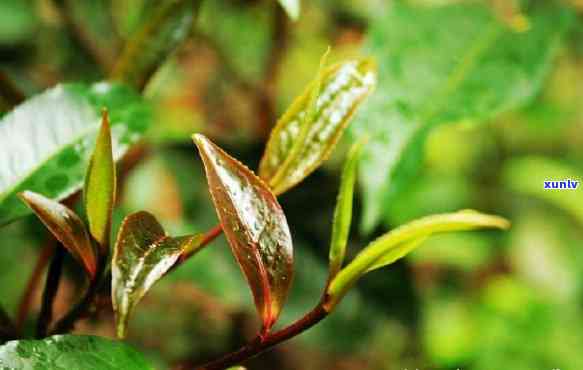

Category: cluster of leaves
[3, 0, 579, 368]
[0, 48, 510, 367]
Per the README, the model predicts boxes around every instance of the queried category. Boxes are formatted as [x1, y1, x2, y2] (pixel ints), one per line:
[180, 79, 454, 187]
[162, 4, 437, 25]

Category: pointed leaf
[328, 138, 366, 278]
[326, 210, 510, 310]
[19, 191, 97, 279]
[0, 335, 154, 370]
[193, 134, 294, 333]
[365, 236, 429, 273]
[84, 110, 116, 254]
[278, 0, 300, 21]
[259, 59, 377, 195]
[0, 82, 151, 226]
[112, 211, 202, 338]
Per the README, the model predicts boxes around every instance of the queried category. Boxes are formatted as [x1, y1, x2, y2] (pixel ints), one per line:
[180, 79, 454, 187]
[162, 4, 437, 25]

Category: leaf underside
[194, 134, 294, 333]
[112, 211, 201, 338]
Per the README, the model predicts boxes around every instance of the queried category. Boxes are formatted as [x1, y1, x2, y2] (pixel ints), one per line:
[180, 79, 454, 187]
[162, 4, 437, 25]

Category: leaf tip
[458, 209, 511, 230]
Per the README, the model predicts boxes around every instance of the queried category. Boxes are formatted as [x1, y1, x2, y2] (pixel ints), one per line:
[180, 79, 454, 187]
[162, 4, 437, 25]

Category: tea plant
[0, 0, 575, 369]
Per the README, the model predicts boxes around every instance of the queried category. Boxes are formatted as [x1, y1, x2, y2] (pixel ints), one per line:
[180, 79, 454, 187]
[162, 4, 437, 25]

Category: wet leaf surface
[259, 59, 376, 195]
[0, 335, 154, 370]
[0, 82, 151, 226]
[194, 134, 293, 332]
[19, 191, 97, 279]
[112, 211, 201, 338]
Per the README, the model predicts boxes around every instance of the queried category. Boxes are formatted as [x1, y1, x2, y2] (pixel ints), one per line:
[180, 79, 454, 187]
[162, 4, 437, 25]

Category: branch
[36, 245, 65, 338]
[178, 224, 223, 263]
[193, 302, 329, 370]
[49, 269, 103, 335]
[16, 242, 55, 333]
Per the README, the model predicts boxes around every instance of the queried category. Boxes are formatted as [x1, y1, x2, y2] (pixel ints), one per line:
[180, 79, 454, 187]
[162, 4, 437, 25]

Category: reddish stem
[178, 224, 223, 263]
[194, 303, 329, 370]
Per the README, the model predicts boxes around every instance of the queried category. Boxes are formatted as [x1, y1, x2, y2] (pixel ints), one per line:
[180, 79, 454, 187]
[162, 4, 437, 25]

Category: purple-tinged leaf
[19, 191, 97, 279]
[193, 134, 294, 333]
[112, 211, 202, 338]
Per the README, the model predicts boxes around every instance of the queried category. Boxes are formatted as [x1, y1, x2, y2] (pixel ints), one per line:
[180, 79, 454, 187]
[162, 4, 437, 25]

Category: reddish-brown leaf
[193, 134, 294, 333]
[19, 191, 97, 279]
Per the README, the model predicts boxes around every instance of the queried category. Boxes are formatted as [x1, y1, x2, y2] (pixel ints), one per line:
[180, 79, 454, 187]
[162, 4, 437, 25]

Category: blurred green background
[1, 0, 583, 369]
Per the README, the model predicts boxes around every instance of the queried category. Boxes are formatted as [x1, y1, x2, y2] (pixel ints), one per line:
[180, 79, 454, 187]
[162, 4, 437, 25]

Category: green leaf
[84, 110, 116, 255]
[502, 156, 583, 224]
[194, 134, 294, 334]
[278, 0, 300, 21]
[364, 235, 428, 273]
[19, 191, 97, 279]
[112, 211, 201, 338]
[325, 210, 510, 310]
[352, 1, 574, 232]
[0, 82, 151, 226]
[0, 335, 154, 369]
[111, 0, 200, 90]
[328, 138, 366, 278]
[259, 59, 376, 195]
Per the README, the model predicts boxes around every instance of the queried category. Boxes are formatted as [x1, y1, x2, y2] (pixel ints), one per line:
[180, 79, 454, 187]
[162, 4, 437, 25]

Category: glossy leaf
[352, 1, 574, 232]
[0, 335, 154, 369]
[328, 138, 366, 278]
[278, 0, 300, 21]
[326, 210, 510, 310]
[84, 110, 116, 254]
[0, 82, 151, 226]
[194, 134, 294, 333]
[112, 211, 202, 338]
[259, 59, 377, 195]
[19, 191, 97, 279]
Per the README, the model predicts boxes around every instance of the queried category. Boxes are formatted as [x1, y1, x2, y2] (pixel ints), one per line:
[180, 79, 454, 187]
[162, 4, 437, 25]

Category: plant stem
[179, 224, 223, 262]
[49, 269, 103, 335]
[16, 242, 56, 333]
[36, 246, 65, 338]
[194, 302, 329, 370]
